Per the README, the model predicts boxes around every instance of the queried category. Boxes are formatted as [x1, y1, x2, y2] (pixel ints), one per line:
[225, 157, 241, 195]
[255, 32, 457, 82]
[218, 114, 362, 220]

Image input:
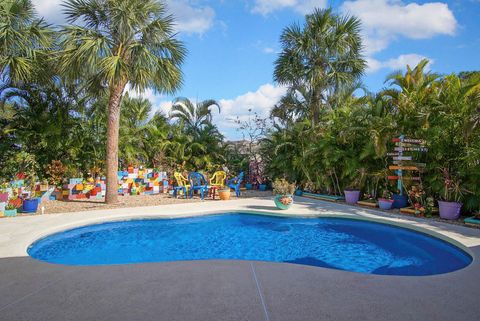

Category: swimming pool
[28, 213, 472, 276]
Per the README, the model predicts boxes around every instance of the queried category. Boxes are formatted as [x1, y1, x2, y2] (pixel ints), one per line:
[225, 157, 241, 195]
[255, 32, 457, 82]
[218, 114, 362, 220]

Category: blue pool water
[28, 214, 472, 275]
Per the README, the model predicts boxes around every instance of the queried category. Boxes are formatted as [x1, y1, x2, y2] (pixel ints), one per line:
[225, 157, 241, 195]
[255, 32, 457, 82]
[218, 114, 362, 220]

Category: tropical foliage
[263, 12, 480, 212]
[0, 3, 478, 215]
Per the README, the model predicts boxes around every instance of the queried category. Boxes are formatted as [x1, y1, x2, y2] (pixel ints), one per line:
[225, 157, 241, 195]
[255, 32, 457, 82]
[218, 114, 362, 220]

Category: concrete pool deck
[0, 196, 479, 320]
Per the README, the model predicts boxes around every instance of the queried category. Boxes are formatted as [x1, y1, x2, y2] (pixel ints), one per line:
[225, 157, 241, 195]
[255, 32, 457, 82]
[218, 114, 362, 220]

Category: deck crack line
[0, 270, 75, 313]
[250, 262, 271, 321]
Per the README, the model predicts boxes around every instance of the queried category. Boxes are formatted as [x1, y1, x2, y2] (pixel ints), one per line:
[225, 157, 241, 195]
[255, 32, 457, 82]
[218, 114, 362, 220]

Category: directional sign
[393, 161, 426, 167]
[388, 176, 421, 181]
[387, 153, 400, 157]
[394, 147, 428, 152]
[392, 156, 413, 161]
[395, 142, 426, 148]
[392, 138, 426, 144]
[389, 165, 420, 171]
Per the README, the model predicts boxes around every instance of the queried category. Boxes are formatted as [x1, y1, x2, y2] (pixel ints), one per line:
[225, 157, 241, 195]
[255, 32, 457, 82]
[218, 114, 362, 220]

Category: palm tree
[169, 97, 221, 136]
[274, 8, 366, 125]
[59, 0, 186, 203]
[0, 0, 52, 83]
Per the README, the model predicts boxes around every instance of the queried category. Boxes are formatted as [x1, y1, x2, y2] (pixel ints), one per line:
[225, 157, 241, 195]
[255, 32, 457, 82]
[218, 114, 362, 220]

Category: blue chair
[188, 172, 209, 200]
[227, 172, 244, 197]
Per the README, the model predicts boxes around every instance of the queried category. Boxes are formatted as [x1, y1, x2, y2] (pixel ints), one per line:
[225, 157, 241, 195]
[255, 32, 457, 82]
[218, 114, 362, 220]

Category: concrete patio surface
[0, 196, 479, 321]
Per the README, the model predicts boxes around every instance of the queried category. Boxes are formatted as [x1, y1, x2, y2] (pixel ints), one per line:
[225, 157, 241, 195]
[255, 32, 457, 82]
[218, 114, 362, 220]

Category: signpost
[388, 135, 427, 195]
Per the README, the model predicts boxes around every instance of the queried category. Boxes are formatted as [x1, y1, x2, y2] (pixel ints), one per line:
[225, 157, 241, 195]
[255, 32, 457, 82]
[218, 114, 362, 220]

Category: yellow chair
[173, 172, 190, 198]
[209, 171, 226, 187]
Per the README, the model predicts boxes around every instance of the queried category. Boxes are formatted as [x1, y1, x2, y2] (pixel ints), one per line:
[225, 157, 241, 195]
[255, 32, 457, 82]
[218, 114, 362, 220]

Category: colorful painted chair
[188, 172, 209, 200]
[227, 172, 244, 197]
[173, 172, 190, 199]
[209, 171, 226, 187]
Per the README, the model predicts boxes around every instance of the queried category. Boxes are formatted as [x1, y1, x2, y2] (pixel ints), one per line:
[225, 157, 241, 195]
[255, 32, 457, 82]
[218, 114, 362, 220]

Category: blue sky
[35, 0, 480, 139]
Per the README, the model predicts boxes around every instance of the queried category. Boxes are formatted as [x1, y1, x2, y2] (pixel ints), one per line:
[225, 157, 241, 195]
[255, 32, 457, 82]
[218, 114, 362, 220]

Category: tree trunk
[105, 82, 126, 204]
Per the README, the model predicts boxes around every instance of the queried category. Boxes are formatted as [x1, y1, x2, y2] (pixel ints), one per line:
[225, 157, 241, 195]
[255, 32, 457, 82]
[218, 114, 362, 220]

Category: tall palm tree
[274, 8, 366, 125]
[169, 97, 221, 135]
[0, 0, 52, 83]
[59, 0, 186, 203]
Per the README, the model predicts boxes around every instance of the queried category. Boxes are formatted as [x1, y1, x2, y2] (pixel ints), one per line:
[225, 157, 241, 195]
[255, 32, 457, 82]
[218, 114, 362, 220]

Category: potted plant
[344, 169, 367, 205]
[272, 178, 295, 210]
[438, 169, 466, 220]
[295, 188, 303, 196]
[218, 187, 231, 200]
[378, 190, 394, 210]
[4, 203, 17, 217]
[21, 154, 40, 214]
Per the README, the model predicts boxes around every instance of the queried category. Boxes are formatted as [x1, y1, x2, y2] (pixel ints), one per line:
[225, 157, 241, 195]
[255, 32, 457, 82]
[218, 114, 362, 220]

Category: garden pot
[259, 184, 267, 191]
[378, 198, 394, 210]
[274, 194, 293, 210]
[22, 198, 39, 214]
[218, 189, 231, 201]
[438, 201, 462, 220]
[344, 190, 361, 205]
[245, 183, 253, 190]
[0, 192, 8, 203]
[295, 189, 303, 196]
[392, 194, 408, 209]
[4, 209, 17, 217]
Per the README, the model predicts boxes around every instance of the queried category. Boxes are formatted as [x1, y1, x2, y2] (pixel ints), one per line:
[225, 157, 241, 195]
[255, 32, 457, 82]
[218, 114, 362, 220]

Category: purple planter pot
[344, 190, 361, 205]
[378, 198, 394, 210]
[438, 201, 462, 220]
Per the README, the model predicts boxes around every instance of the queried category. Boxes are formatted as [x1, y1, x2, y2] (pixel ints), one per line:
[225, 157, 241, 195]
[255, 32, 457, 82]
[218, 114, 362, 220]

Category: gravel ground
[17, 190, 274, 215]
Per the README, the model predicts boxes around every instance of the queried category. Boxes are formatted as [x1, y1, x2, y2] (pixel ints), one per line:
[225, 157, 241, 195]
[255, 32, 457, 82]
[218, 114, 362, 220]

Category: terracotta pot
[218, 189, 231, 201]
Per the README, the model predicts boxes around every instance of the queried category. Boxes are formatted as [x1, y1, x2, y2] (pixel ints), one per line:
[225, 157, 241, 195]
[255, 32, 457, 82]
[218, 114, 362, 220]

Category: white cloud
[167, 1, 215, 35]
[341, 0, 457, 55]
[219, 83, 287, 126]
[262, 47, 275, 54]
[252, 0, 327, 15]
[32, 0, 215, 36]
[32, 0, 63, 24]
[367, 54, 433, 73]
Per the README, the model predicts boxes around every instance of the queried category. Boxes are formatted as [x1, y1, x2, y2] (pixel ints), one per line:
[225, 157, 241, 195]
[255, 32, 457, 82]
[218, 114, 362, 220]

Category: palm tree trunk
[105, 82, 126, 204]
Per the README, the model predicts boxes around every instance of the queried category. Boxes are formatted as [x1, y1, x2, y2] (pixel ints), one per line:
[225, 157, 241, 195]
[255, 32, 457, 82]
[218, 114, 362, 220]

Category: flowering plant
[407, 185, 435, 217]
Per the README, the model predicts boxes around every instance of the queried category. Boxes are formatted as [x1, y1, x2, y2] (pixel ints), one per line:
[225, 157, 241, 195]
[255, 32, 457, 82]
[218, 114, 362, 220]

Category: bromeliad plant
[406, 185, 435, 217]
[439, 168, 469, 203]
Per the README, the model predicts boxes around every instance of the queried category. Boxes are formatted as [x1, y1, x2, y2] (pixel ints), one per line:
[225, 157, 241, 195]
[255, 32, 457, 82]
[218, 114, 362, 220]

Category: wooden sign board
[392, 138, 426, 144]
[395, 142, 426, 148]
[392, 161, 426, 167]
[388, 176, 421, 181]
[394, 147, 428, 152]
[389, 165, 420, 171]
[392, 156, 412, 161]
